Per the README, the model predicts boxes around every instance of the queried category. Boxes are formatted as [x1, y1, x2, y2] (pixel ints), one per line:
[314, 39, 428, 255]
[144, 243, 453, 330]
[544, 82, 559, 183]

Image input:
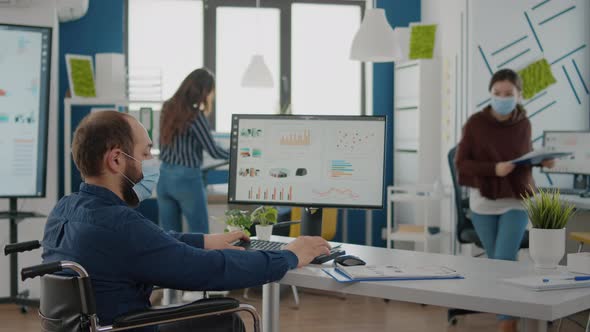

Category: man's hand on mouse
[204, 231, 249, 250]
[284, 236, 331, 268]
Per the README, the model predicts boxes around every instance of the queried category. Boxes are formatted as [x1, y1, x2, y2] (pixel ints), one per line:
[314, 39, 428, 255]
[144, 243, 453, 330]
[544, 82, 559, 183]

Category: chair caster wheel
[21, 306, 28, 314]
[448, 318, 458, 326]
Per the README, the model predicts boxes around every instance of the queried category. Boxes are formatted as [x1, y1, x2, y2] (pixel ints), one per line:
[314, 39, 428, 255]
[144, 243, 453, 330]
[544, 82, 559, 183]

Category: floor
[0, 287, 585, 331]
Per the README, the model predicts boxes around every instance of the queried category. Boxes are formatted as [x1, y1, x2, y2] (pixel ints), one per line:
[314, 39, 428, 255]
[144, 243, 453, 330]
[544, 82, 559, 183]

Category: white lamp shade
[241, 55, 274, 88]
[350, 8, 402, 63]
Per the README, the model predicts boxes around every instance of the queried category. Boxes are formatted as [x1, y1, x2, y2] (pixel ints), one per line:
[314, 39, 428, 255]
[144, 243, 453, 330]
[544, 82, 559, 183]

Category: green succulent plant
[522, 187, 576, 229]
[251, 206, 278, 226]
[224, 209, 253, 236]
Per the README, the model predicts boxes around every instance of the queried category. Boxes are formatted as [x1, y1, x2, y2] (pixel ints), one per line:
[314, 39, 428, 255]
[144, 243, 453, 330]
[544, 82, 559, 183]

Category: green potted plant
[224, 209, 253, 237]
[251, 206, 278, 241]
[522, 187, 576, 269]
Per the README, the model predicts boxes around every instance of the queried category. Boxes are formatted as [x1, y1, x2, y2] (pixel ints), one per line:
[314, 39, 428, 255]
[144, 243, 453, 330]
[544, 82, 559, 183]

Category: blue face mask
[491, 96, 517, 116]
[120, 152, 160, 202]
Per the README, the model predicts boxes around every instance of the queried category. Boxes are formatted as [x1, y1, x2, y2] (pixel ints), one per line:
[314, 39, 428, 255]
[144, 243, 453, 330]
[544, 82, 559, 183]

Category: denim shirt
[42, 183, 298, 331]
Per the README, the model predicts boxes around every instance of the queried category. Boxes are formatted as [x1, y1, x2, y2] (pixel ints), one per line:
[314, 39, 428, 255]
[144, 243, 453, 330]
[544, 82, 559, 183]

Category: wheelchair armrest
[4, 240, 41, 256]
[112, 297, 240, 328]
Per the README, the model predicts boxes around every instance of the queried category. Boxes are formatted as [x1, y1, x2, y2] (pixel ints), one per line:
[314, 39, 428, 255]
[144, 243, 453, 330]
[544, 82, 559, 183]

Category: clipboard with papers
[322, 265, 463, 283]
[509, 149, 572, 166]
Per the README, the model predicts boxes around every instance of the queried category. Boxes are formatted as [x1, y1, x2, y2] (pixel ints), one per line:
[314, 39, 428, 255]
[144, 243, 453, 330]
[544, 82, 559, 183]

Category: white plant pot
[529, 228, 565, 269]
[255, 225, 274, 241]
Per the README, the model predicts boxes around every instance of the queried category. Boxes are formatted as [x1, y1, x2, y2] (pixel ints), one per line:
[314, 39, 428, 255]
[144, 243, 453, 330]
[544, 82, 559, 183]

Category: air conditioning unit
[57, 0, 88, 22]
[0, 0, 33, 7]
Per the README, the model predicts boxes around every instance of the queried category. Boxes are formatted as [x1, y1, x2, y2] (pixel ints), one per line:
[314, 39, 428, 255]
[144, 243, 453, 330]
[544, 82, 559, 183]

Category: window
[128, 0, 204, 102]
[291, 4, 362, 116]
[128, 0, 365, 133]
[215, 7, 281, 132]
[205, 0, 365, 132]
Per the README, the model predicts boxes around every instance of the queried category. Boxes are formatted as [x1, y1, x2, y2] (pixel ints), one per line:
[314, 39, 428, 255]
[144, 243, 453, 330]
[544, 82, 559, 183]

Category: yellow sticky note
[69, 58, 96, 97]
[518, 59, 557, 100]
[410, 24, 437, 59]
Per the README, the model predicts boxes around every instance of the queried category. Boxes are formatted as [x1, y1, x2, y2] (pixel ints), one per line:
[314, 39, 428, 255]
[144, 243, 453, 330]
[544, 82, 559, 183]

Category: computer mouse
[334, 255, 366, 266]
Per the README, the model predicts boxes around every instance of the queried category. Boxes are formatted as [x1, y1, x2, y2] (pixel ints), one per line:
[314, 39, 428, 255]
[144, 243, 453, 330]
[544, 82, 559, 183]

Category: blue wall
[58, 0, 125, 197]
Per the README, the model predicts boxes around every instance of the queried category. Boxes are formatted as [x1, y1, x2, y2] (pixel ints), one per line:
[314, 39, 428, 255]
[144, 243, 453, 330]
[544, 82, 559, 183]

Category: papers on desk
[510, 148, 571, 165]
[322, 265, 462, 283]
[502, 274, 590, 291]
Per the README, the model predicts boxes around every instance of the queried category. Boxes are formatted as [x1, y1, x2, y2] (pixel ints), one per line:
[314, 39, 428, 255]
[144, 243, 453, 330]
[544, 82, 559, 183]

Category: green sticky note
[518, 59, 556, 100]
[69, 58, 96, 97]
[409, 24, 437, 59]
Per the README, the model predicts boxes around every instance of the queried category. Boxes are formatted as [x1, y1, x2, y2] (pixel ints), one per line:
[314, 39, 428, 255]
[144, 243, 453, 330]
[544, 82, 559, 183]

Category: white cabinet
[386, 185, 450, 252]
[389, 59, 448, 252]
[393, 59, 441, 185]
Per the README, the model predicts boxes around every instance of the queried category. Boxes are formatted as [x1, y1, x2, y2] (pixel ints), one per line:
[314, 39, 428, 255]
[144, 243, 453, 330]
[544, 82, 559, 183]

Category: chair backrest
[39, 274, 95, 332]
[289, 208, 338, 240]
[447, 147, 476, 244]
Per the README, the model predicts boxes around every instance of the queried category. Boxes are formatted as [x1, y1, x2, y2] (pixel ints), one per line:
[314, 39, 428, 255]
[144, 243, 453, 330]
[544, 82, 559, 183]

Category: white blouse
[469, 188, 525, 215]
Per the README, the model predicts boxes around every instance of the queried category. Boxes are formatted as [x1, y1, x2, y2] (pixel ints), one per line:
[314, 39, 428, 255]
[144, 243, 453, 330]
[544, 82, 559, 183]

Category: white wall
[468, 0, 590, 188]
[423, 0, 590, 254]
[0, 0, 59, 299]
[418, 0, 465, 253]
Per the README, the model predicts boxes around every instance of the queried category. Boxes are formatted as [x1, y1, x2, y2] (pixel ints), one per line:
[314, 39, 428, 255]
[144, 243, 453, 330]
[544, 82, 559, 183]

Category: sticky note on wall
[518, 59, 556, 100]
[69, 58, 96, 97]
[409, 24, 437, 59]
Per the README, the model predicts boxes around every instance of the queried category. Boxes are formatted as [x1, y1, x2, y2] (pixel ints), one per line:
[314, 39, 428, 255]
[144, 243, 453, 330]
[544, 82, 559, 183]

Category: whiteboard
[468, 0, 590, 187]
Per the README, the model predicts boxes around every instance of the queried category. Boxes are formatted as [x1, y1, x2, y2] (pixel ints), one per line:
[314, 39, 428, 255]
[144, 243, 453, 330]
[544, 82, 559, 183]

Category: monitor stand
[300, 207, 322, 236]
[0, 197, 45, 312]
[573, 174, 589, 191]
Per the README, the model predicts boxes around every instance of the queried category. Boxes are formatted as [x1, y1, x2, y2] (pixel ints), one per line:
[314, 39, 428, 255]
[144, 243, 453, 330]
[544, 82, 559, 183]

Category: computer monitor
[543, 131, 590, 176]
[0, 24, 52, 198]
[228, 114, 387, 235]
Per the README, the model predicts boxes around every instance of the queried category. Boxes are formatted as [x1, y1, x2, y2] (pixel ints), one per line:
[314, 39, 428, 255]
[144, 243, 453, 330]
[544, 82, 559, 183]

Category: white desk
[263, 236, 590, 332]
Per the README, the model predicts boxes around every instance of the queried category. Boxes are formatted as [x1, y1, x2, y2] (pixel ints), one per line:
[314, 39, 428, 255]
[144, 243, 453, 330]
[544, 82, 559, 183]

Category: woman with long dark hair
[157, 68, 228, 235]
[456, 68, 554, 332]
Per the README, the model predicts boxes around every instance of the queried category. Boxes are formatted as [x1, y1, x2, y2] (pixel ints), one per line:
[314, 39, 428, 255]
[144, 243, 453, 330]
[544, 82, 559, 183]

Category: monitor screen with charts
[228, 115, 387, 209]
[543, 131, 590, 175]
[0, 24, 52, 197]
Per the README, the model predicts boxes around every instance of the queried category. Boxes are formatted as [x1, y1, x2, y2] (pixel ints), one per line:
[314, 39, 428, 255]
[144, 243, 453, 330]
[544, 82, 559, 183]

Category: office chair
[446, 147, 529, 326]
[4, 241, 261, 332]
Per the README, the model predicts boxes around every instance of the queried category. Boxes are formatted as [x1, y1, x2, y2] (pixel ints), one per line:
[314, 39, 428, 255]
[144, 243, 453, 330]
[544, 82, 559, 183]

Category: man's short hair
[72, 111, 135, 179]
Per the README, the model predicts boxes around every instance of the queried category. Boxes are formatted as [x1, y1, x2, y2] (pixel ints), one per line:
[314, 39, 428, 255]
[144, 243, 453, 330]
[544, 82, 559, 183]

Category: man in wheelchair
[41, 111, 330, 331]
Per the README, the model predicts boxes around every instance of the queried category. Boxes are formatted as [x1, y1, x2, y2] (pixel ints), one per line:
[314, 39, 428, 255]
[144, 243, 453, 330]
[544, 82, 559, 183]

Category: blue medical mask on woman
[490, 96, 517, 115]
[120, 152, 160, 202]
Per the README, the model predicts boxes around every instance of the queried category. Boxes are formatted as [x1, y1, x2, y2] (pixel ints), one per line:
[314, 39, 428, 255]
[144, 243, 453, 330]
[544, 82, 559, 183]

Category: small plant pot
[255, 225, 274, 241]
[529, 228, 565, 269]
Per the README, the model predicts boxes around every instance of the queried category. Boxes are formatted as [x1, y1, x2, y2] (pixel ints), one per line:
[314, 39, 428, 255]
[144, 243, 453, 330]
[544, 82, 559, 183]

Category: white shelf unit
[389, 59, 445, 252]
[386, 185, 450, 252]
